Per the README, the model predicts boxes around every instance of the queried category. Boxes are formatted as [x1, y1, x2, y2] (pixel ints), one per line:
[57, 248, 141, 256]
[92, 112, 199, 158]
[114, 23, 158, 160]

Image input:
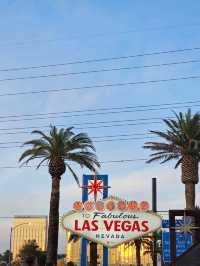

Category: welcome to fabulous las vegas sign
[61, 196, 162, 248]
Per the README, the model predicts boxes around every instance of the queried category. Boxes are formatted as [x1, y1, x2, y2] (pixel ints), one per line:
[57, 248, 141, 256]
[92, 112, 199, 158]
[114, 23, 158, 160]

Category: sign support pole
[81, 175, 88, 266]
[102, 175, 108, 266]
[152, 178, 157, 266]
[81, 175, 109, 266]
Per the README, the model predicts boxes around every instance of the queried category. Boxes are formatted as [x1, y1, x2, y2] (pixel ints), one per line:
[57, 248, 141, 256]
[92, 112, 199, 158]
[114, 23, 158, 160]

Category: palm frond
[65, 152, 100, 172]
[174, 157, 183, 168]
[36, 157, 49, 169]
[19, 149, 36, 163]
[65, 133, 96, 152]
[31, 129, 52, 144]
[19, 147, 50, 164]
[68, 233, 80, 243]
[19, 125, 100, 184]
[65, 163, 80, 187]
[144, 109, 200, 167]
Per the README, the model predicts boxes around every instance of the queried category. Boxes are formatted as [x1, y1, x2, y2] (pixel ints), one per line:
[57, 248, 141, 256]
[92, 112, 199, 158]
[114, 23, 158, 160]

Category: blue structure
[162, 231, 192, 263]
[80, 174, 109, 266]
[162, 219, 192, 263]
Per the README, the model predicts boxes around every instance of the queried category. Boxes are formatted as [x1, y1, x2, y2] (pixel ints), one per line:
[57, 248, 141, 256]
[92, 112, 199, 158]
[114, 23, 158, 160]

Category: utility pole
[9, 228, 12, 265]
[152, 178, 157, 266]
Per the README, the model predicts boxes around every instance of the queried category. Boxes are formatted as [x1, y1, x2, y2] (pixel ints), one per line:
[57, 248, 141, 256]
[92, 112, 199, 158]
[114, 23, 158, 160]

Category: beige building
[12, 215, 48, 259]
[66, 232, 152, 266]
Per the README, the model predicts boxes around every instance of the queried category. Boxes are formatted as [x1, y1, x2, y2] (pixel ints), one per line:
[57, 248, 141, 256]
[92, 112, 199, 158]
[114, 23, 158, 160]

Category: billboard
[61, 196, 162, 248]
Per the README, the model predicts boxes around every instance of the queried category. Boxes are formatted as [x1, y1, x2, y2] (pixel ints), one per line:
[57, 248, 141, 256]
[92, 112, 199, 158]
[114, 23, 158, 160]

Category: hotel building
[11, 215, 48, 259]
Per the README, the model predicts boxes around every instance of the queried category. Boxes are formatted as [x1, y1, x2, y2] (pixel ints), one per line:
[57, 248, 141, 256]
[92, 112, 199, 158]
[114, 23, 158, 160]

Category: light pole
[9, 222, 31, 265]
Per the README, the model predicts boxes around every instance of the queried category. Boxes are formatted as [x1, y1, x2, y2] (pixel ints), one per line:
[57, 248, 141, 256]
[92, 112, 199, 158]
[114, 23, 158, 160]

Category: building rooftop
[14, 215, 48, 218]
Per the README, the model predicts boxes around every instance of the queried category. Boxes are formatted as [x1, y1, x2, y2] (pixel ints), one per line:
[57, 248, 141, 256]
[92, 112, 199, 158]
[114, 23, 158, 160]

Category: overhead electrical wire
[0, 75, 200, 98]
[0, 99, 198, 120]
[0, 121, 162, 136]
[0, 133, 154, 146]
[0, 59, 200, 82]
[0, 118, 164, 131]
[0, 158, 147, 169]
[0, 137, 151, 149]
[0, 102, 199, 124]
[0, 103, 199, 135]
[0, 46, 200, 72]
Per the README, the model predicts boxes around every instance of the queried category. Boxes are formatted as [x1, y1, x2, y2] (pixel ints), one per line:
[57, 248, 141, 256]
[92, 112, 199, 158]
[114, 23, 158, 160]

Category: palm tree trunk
[185, 182, 195, 209]
[46, 177, 60, 266]
[90, 242, 97, 266]
[181, 155, 198, 210]
[135, 241, 141, 266]
[185, 182, 198, 244]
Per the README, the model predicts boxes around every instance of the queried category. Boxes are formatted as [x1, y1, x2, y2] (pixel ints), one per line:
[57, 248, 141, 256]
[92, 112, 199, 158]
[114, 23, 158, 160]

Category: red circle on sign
[140, 201, 149, 211]
[128, 201, 138, 211]
[73, 201, 83, 211]
[106, 200, 115, 211]
[84, 201, 94, 211]
[117, 200, 127, 211]
[95, 201, 105, 211]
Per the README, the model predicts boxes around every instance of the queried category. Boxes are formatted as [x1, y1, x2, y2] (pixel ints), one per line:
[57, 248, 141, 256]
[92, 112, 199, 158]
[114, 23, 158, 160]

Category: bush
[66, 262, 76, 266]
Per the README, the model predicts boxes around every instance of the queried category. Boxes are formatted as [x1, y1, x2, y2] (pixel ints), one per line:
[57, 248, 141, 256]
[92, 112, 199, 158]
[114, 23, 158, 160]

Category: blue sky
[1, 0, 200, 253]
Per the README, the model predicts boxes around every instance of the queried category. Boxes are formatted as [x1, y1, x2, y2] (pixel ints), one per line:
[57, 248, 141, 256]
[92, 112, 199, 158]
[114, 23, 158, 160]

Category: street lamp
[9, 222, 31, 265]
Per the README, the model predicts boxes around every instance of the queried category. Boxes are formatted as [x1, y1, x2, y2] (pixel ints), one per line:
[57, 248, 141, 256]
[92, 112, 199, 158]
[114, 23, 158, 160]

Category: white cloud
[108, 165, 184, 210]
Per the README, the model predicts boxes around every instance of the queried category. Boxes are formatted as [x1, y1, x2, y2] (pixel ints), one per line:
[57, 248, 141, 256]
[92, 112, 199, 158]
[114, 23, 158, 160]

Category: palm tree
[19, 126, 100, 266]
[134, 239, 142, 266]
[125, 238, 144, 266]
[143, 109, 200, 210]
[142, 234, 162, 262]
[68, 233, 97, 266]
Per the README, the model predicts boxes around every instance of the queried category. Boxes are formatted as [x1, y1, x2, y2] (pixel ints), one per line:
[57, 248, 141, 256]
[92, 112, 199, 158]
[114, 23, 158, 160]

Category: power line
[0, 158, 147, 169]
[0, 104, 199, 134]
[100, 158, 147, 164]
[0, 121, 162, 136]
[0, 74, 200, 98]
[0, 102, 198, 124]
[0, 59, 199, 82]
[0, 110, 170, 123]
[0, 99, 198, 120]
[0, 137, 154, 149]
[1, 46, 200, 72]
[0, 210, 169, 218]
[0, 116, 167, 128]
[0, 104, 198, 134]
[0, 133, 154, 146]
[95, 136, 153, 143]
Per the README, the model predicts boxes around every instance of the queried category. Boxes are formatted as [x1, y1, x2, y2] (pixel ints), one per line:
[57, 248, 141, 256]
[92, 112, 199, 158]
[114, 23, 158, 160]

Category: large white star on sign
[172, 213, 199, 235]
[179, 224, 193, 234]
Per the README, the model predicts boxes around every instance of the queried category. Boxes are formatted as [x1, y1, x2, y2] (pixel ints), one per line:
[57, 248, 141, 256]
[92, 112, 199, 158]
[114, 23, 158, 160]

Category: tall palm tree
[125, 238, 144, 266]
[142, 233, 162, 262]
[143, 238, 162, 261]
[68, 233, 97, 266]
[19, 126, 100, 266]
[143, 109, 200, 209]
[134, 239, 142, 266]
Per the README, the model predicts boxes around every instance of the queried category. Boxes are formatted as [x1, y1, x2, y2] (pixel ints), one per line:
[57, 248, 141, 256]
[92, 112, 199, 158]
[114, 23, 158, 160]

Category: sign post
[80, 174, 109, 266]
[152, 178, 157, 266]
